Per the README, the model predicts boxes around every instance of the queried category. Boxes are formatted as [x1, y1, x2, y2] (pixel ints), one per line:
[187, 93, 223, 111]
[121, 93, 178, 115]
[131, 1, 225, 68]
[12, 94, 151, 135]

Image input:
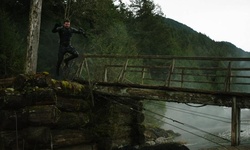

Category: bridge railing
[75, 55, 250, 93]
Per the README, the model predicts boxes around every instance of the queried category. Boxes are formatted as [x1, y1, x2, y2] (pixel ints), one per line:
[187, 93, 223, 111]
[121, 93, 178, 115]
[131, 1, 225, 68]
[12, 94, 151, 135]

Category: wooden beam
[72, 80, 250, 108]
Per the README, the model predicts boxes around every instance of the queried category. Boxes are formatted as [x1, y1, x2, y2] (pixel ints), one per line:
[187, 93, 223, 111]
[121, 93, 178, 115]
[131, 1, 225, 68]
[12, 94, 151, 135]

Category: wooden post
[231, 96, 240, 146]
[117, 59, 129, 82]
[104, 66, 108, 82]
[165, 59, 175, 87]
[181, 69, 184, 88]
[224, 62, 232, 92]
[85, 58, 94, 106]
[141, 68, 146, 85]
[76, 60, 85, 78]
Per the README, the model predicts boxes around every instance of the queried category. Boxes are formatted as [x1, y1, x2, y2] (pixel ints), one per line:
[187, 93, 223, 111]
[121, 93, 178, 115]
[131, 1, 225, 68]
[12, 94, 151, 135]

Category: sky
[153, 0, 250, 52]
[123, 0, 250, 52]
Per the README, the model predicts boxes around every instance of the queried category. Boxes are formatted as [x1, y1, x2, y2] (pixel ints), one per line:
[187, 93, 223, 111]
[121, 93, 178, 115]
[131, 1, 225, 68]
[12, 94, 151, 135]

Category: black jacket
[52, 24, 83, 46]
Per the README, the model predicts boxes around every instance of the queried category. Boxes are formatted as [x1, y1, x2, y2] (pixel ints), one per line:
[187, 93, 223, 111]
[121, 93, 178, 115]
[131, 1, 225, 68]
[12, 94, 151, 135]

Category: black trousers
[56, 44, 79, 76]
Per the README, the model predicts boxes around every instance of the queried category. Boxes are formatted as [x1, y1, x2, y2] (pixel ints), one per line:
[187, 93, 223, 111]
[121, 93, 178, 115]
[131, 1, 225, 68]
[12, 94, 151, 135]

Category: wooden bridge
[70, 54, 250, 147]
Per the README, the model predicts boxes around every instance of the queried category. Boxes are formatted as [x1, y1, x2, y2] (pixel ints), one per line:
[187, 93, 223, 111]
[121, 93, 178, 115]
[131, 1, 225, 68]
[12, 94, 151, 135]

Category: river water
[161, 102, 250, 150]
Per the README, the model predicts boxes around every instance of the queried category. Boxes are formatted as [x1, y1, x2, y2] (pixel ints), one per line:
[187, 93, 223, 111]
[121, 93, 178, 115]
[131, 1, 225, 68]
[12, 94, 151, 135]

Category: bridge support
[231, 96, 240, 146]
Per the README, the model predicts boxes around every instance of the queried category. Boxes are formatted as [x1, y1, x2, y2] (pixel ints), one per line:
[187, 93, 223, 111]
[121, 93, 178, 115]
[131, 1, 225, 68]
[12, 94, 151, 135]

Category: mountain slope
[162, 18, 250, 57]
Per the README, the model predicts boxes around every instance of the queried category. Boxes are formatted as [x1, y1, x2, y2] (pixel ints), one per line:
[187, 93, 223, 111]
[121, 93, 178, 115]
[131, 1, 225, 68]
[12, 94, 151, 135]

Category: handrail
[76, 55, 250, 93]
[83, 54, 250, 61]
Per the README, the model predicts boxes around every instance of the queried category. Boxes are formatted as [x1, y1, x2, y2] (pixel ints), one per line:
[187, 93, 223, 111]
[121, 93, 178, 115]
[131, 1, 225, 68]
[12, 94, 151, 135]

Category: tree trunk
[25, 0, 43, 74]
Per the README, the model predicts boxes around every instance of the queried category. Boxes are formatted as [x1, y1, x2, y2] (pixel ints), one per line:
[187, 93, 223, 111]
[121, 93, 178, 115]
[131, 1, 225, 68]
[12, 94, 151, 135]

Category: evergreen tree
[0, 10, 25, 77]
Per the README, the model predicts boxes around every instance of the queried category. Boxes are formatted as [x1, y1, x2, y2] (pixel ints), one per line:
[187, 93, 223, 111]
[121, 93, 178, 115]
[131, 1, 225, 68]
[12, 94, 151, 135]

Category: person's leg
[64, 45, 79, 67]
[56, 46, 65, 76]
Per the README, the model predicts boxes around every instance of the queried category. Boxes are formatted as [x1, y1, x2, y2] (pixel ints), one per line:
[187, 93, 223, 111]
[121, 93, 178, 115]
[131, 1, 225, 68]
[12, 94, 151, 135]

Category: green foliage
[0, 10, 25, 77]
[91, 22, 137, 55]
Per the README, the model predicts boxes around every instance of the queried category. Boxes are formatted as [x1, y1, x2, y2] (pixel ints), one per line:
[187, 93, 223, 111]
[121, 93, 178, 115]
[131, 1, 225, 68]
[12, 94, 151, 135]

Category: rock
[145, 141, 155, 146]
[140, 143, 190, 150]
[155, 137, 173, 144]
[115, 143, 190, 150]
[144, 126, 180, 142]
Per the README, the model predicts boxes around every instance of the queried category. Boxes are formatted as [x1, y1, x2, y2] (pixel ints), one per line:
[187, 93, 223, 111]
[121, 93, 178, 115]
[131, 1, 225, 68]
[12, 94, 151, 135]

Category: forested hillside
[1, 0, 249, 78]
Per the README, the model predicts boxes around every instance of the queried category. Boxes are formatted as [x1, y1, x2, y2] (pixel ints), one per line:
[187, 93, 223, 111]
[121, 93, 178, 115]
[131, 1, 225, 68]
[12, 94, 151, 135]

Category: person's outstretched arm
[72, 27, 88, 38]
[52, 23, 62, 33]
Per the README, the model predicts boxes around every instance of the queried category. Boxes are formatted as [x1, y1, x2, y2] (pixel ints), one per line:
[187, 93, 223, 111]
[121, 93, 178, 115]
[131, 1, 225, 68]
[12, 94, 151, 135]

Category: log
[51, 129, 94, 148]
[0, 131, 18, 150]
[0, 88, 56, 109]
[56, 97, 91, 112]
[14, 73, 52, 90]
[55, 112, 90, 129]
[25, 88, 57, 105]
[51, 80, 87, 97]
[28, 105, 61, 125]
[0, 128, 94, 150]
[0, 105, 61, 130]
[0, 109, 29, 130]
[22, 127, 51, 144]
[0, 77, 15, 88]
[54, 144, 98, 150]
[19, 127, 51, 150]
[0, 94, 26, 109]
